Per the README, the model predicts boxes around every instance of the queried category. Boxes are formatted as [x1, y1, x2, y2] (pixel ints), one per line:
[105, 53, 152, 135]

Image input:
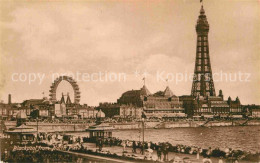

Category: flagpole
[141, 112, 146, 155]
[142, 118, 144, 155]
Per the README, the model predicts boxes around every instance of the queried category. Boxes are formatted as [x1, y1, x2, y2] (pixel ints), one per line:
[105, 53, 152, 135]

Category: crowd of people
[35, 132, 258, 162]
[95, 138, 248, 162]
[2, 150, 77, 162]
[1, 131, 259, 163]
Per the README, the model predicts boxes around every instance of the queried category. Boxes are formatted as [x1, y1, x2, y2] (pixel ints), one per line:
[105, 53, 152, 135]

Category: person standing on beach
[197, 149, 200, 160]
[207, 147, 212, 157]
[97, 138, 103, 151]
[132, 141, 137, 153]
[122, 140, 126, 152]
[139, 142, 143, 154]
[218, 157, 224, 163]
[109, 139, 113, 147]
[162, 143, 168, 161]
[157, 147, 162, 161]
[203, 156, 212, 163]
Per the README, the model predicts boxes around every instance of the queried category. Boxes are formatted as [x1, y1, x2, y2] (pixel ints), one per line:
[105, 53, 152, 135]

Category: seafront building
[0, 95, 20, 120]
[98, 85, 186, 119]
[243, 105, 260, 118]
[0, 94, 97, 120]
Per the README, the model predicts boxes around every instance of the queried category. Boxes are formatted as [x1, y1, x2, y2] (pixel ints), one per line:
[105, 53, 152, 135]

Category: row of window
[198, 36, 208, 41]
[195, 109, 242, 113]
[230, 109, 242, 112]
[194, 92, 210, 96]
[195, 86, 210, 91]
[145, 111, 181, 113]
[196, 66, 210, 71]
[195, 108, 212, 112]
[197, 53, 209, 58]
[197, 47, 208, 52]
[196, 59, 209, 64]
[195, 110, 229, 113]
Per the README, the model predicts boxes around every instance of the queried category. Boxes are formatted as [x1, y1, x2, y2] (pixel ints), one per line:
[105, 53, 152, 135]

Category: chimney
[8, 94, 12, 104]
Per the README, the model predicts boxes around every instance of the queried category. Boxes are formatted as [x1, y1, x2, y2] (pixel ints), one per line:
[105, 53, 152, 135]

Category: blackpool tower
[191, 5, 216, 97]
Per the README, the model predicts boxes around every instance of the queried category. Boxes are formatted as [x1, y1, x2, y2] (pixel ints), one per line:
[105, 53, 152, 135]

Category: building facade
[142, 87, 185, 118]
[243, 105, 260, 118]
[78, 105, 98, 119]
[99, 85, 186, 119]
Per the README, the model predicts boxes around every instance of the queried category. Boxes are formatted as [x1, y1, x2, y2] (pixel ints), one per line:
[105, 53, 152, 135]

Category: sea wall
[3, 120, 260, 132]
[165, 120, 260, 128]
[110, 122, 140, 129]
[26, 122, 90, 132]
[109, 120, 260, 129]
[3, 121, 94, 132]
[110, 121, 162, 129]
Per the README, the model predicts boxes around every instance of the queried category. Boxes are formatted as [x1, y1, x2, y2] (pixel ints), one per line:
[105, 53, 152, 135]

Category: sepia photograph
[0, 0, 259, 162]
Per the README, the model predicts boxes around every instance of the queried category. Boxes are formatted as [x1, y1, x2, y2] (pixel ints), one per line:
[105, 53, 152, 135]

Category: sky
[0, 0, 259, 106]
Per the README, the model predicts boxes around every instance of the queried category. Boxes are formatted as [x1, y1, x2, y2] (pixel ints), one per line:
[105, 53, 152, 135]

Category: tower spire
[66, 92, 72, 104]
[191, 5, 216, 97]
[60, 92, 65, 104]
[200, 0, 203, 6]
[200, 5, 205, 15]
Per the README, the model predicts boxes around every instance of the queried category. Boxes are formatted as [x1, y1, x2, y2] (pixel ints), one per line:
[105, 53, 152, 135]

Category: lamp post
[36, 117, 38, 143]
[141, 111, 146, 155]
[142, 117, 145, 155]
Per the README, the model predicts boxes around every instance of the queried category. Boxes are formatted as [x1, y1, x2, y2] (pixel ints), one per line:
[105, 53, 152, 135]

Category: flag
[142, 77, 146, 85]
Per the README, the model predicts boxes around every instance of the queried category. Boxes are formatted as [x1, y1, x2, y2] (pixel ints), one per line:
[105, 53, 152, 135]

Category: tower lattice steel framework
[191, 5, 216, 97]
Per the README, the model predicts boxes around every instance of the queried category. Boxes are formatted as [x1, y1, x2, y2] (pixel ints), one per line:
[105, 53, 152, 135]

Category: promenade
[58, 142, 255, 163]
[36, 131, 258, 163]
[1, 137, 257, 162]
[73, 142, 225, 163]
[60, 150, 135, 163]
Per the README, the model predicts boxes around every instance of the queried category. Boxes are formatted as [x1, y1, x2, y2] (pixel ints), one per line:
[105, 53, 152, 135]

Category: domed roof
[140, 85, 151, 96]
[16, 111, 27, 119]
[96, 110, 105, 118]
